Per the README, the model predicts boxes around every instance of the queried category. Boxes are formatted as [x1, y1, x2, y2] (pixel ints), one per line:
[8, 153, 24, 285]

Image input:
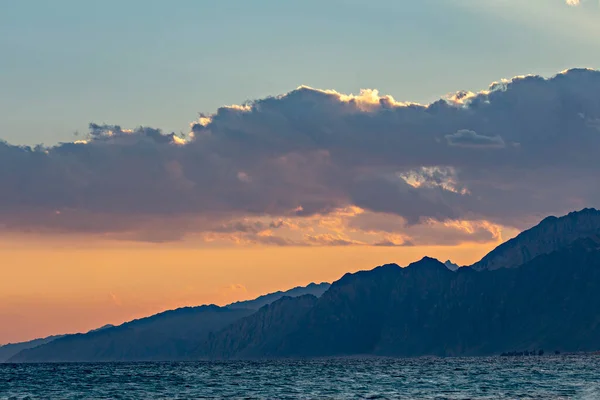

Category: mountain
[0, 323, 115, 362]
[12, 210, 600, 361]
[444, 260, 460, 271]
[7, 282, 330, 363]
[202, 239, 600, 358]
[203, 295, 319, 359]
[88, 324, 115, 333]
[202, 258, 452, 358]
[9, 306, 254, 362]
[0, 335, 65, 363]
[226, 282, 330, 310]
[471, 208, 600, 271]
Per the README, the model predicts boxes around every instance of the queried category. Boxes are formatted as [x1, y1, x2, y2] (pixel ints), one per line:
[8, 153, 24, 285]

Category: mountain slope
[9, 306, 254, 362]
[203, 240, 600, 358]
[471, 208, 600, 271]
[202, 295, 318, 359]
[226, 282, 330, 310]
[444, 260, 460, 271]
[0, 335, 65, 363]
[7, 282, 331, 363]
[0, 324, 115, 362]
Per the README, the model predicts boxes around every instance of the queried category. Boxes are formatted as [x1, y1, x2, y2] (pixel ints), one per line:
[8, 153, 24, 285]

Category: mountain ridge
[226, 282, 330, 310]
[0, 335, 65, 363]
[201, 240, 600, 358]
[9, 209, 600, 362]
[5, 282, 330, 363]
[470, 208, 600, 271]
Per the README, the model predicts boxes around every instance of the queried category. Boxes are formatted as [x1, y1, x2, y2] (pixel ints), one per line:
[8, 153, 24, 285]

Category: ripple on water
[1, 356, 600, 399]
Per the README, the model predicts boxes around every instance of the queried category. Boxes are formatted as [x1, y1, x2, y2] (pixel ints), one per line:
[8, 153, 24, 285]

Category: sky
[1, 0, 600, 344]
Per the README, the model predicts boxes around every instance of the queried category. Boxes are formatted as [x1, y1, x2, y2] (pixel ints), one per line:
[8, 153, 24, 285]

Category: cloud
[1, 68, 600, 245]
[348, 212, 502, 246]
[218, 284, 248, 300]
[110, 292, 122, 306]
[198, 208, 501, 247]
[566, 0, 600, 7]
[445, 129, 505, 148]
[223, 284, 247, 293]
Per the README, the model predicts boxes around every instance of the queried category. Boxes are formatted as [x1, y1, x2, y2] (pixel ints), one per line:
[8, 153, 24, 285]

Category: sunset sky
[2, 0, 600, 344]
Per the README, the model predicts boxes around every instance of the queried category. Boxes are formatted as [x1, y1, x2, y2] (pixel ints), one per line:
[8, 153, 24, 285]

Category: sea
[1, 356, 600, 399]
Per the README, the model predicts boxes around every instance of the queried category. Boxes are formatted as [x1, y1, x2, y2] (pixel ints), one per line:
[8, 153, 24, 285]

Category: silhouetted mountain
[471, 208, 600, 271]
[88, 324, 115, 333]
[0, 323, 116, 362]
[0, 335, 65, 363]
[203, 295, 318, 359]
[444, 260, 460, 271]
[13, 210, 600, 361]
[7, 283, 330, 363]
[9, 306, 254, 362]
[226, 282, 330, 310]
[202, 239, 600, 358]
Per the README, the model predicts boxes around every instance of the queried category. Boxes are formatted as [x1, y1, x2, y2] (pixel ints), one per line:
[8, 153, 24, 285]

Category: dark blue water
[2, 356, 600, 399]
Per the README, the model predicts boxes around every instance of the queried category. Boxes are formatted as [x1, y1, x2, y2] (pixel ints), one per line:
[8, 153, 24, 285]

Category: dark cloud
[2, 68, 600, 243]
[445, 129, 505, 148]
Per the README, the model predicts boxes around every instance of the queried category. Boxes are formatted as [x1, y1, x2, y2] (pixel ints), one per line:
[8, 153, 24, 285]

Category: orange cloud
[110, 292, 122, 306]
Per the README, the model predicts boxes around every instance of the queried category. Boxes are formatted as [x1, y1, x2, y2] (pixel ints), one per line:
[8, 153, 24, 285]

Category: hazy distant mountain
[443, 260, 460, 271]
[9, 306, 254, 362]
[0, 323, 115, 362]
[203, 238, 600, 358]
[0, 335, 65, 362]
[471, 208, 600, 271]
[8, 282, 329, 363]
[226, 282, 330, 310]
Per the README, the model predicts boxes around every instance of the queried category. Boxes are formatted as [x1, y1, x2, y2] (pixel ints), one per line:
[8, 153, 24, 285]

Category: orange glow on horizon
[0, 238, 502, 345]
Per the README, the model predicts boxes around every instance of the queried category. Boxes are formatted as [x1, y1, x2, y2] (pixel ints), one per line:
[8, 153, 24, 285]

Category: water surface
[2, 356, 600, 399]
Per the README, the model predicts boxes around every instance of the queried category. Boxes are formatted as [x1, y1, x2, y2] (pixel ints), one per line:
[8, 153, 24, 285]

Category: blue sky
[1, 0, 599, 145]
